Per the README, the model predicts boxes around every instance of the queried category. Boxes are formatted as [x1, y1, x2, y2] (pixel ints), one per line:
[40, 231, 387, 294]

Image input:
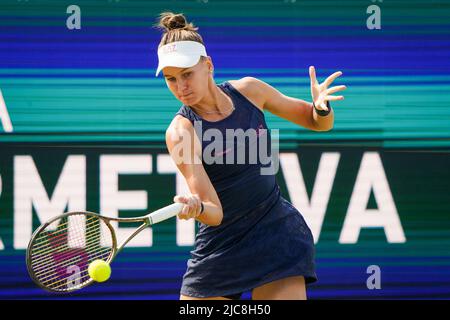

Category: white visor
[155, 41, 207, 76]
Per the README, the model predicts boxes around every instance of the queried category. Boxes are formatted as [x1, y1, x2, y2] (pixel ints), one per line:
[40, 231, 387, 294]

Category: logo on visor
[162, 44, 177, 54]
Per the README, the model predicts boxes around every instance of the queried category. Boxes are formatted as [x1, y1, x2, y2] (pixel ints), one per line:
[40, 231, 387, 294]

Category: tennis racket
[26, 202, 183, 293]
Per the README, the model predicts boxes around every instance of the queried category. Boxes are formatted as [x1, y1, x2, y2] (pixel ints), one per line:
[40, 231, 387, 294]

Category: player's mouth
[180, 93, 194, 100]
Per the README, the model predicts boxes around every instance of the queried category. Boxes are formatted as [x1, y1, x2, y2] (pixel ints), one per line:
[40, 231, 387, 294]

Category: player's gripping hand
[173, 194, 203, 220]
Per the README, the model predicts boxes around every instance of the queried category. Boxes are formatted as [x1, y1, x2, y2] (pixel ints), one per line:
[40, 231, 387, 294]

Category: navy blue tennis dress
[176, 81, 317, 299]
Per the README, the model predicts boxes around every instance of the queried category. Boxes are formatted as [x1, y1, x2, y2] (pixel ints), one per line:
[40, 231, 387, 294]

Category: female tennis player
[156, 12, 346, 300]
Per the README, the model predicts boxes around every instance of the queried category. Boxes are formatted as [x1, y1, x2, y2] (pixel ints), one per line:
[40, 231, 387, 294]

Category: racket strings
[29, 213, 114, 292]
[32, 238, 111, 283]
[32, 233, 110, 277]
[40, 248, 112, 289]
[31, 215, 99, 249]
[31, 217, 104, 269]
[31, 219, 106, 263]
[31, 215, 113, 289]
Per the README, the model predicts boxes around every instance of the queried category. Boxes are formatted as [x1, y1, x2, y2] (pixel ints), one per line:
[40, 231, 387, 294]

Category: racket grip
[149, 203, 184, 225]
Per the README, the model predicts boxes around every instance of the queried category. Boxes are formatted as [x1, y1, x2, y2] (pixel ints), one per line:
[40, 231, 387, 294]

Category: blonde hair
[156, 12, 204, 48]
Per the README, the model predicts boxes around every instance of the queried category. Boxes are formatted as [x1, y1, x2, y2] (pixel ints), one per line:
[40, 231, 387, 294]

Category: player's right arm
[165, 115, 223, 226]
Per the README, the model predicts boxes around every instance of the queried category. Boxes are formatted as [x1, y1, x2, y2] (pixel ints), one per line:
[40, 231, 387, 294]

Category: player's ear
[204, 56, 214, 74]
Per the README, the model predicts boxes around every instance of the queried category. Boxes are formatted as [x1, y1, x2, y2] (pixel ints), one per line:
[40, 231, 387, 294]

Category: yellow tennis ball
[88, 259, 111, 282]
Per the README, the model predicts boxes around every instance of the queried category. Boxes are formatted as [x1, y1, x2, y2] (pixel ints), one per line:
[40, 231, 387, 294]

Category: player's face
[163, 58, 212, 105]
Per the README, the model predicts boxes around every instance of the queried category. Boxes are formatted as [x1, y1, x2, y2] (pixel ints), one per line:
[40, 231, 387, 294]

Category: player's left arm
[242, 67, 346, 132]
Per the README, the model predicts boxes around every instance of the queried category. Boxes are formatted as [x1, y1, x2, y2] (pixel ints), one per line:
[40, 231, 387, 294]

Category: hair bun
[158, 12, 198, 32]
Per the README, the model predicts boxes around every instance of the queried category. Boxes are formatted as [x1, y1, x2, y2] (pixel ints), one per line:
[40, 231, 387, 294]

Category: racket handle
[149, 203, 184, 225]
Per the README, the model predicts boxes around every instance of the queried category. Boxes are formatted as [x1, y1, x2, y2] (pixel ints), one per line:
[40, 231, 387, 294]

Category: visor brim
[155, 55, 202, 77]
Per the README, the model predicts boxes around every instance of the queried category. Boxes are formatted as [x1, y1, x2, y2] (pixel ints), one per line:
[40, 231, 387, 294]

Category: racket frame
[26, 203, 182, 293]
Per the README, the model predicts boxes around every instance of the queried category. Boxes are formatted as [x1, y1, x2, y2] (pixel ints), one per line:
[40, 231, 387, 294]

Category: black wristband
[200, 202, 205, 214]
[313, 100, 332, 116]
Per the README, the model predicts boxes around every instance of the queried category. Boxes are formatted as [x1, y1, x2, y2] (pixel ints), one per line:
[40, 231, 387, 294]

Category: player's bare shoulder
[165, 114, 202, 163]
[167, 114, 195, 134]
[167, 114, 192, 132]
[228, 77, 266, 112]
[166, 115, 193, 148]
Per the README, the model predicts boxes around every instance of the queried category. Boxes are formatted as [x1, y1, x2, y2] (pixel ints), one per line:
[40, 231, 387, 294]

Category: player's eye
[167, 77, 176, 82]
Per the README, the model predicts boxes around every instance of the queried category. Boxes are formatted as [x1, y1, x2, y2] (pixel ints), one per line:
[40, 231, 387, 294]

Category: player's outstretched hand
[309, 66, 347, 111]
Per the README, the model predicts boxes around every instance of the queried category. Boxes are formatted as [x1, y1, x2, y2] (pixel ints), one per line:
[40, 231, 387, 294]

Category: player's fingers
[178, 205, 189, 219]
[178, 212, 187, 220]
[327, 85, 347, 95]
[183, 204, 190, 215]
[323, 71, 343, 88]
[309, 66, 317, 85]
[173, 195, 189, 204]
[186, 196, 196, 218]
[176, 194, 202, 219]
[325, 95, 344, 101]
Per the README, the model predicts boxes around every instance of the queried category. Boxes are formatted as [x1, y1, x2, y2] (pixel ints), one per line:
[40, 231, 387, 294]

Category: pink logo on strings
[47, 231, 89, 282]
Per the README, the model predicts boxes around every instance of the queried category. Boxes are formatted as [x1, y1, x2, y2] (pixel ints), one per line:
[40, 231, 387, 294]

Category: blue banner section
[1, 26, 450, 73]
